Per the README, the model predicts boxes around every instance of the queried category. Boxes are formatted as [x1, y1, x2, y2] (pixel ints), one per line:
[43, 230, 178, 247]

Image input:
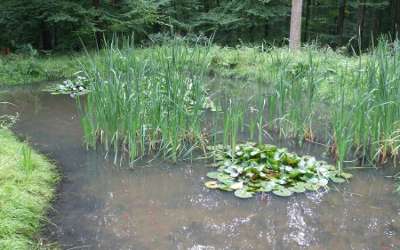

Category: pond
[1, 86, 399, 249]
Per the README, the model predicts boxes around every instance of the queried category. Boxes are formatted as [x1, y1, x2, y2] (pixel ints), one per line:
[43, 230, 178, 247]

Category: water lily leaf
[250, 149, 260, 157]
[330, 176, 346, 183]
[230, 182, 244, 190]
[234, 189, 254, 199]
[277, 179, 287, 185]
[289, 184, 306, 193]
[260, 181, 275, 192]
[288, 169, 301, 178]
[218, 183, 233, 192]
[272, 188, 293, 197]
[340, 172, 353, 179]
[206, 143, 350, 199]
[206, 172, 220, 179]
[304, 183, 320, 191]
[317, 178, 329, 187]
[284, 165, 293, 172]
[224, 160, 232, 167]
[307, 177, 319, 184]
[205, 181, 219, 189]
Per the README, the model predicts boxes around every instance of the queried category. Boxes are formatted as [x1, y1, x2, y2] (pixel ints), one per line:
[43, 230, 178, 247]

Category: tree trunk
[93, 0, 100, 8]
[41, 22, 52, 50]
[93, 0, 102, 48]
[303, 0, 311, 42]
[393, 0, 400, 36]
[289, 0, 304, 50]
[357, 0, 366, 43]
[337, 0, 346, 44]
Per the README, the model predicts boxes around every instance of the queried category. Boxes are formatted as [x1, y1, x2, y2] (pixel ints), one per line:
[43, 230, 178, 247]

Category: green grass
[79, 38, 211, 162]
[2, 38, 399, 168]
[210, 40, 400, 169]
[0, 54, 83, 86]
[0, 128, 59, 250]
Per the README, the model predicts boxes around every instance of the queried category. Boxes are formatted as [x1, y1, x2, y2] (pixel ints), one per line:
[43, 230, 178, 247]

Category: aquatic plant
[205, 143, 352, 198]
[74, 37, 400, 169]
[44, 73, 90, 97]
[80, 38, 211, 162]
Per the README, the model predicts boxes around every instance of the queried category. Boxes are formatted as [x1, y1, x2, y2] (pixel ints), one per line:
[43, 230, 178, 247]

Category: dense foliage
[0, 0, 399, 51]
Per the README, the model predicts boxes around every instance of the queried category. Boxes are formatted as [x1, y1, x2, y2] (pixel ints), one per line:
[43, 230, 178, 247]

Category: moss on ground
[0, 128, 59, 250]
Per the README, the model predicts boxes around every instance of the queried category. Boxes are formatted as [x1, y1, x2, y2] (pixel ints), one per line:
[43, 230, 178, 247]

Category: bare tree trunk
[289, 0, 304, 50]
[357, 0, 366, 43]
[303, 0, 311, 42]
[93, 0, 102, 48]
[393, 0, 400, 36]
[337, 0, 346, 44]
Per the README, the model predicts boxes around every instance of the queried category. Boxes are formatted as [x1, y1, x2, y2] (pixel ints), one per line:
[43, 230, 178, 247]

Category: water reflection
[1, 88, 399, 250]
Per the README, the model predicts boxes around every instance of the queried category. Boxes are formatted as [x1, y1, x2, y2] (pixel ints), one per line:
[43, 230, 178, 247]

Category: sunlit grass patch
[0, 129, 59, 249]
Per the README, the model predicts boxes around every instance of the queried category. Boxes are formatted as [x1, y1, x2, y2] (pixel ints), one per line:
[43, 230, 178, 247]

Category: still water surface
[1, 87, 399, 250]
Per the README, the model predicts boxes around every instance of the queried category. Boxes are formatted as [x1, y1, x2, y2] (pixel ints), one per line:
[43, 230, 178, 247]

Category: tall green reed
[79, 38, 211, 162]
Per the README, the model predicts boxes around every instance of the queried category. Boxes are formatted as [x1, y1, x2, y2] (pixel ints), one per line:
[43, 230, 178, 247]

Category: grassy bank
[0, 54, 82, 86]
[0, 128, 59, 249]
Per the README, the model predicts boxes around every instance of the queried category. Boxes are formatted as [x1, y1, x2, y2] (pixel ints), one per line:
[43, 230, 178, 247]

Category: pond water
[1, 87, 399, 250]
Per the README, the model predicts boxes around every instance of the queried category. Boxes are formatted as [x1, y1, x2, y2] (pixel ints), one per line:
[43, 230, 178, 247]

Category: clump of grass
[79, 38, 211, 162]
[77, 37, 399, 168]
[0, 129, 59, 250]
[0, 53, 84, 85]
[211, 39, 400, 168]
[21, 144, 34, 173]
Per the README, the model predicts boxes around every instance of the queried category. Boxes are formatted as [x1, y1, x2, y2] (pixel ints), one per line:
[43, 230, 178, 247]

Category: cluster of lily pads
[45, 73, 90, 97]
[205, 143, 352, 198]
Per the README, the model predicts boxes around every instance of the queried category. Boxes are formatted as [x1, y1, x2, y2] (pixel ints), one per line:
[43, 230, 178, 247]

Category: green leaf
[272, 188, 293, 197]
[234, 189, 254, 199]
[205, 181, 219, 189]
[304, 183, 320, 191]
[206, 172, 220, 179]
[260, 181, 275, 192]
[289, 183, 306, 193]
[330, 176, 346, 183]
[340, 172, 353, 179]
[230, 182, 244, 190]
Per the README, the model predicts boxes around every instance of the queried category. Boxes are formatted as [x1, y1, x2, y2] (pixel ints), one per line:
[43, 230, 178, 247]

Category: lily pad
[205, 142, 351, 199]
[230, 182, 244, 190]
[234, 189, 254, 199]
[317, 178, 329, 187]
[272, 188, 293, 197]
[304, 183, 320, 191]
[206, 172, 220, 179]
[260, 181, 275, 192]
[290, 183, 306, 193]
[205, 181, 219, 189]
[330, 176, 346, 183]
[340, 172, 353, 179]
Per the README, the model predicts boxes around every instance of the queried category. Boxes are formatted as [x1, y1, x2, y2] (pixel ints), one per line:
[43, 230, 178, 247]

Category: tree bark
[40, 22, 52, 50]
[357, 0, 366, 42]
[303, 0, 311, 42]
[393, 0, 400, 36]
[337, 0, 346, 44]
[93, 0, 102, 48]
[289, 0, 304, 50]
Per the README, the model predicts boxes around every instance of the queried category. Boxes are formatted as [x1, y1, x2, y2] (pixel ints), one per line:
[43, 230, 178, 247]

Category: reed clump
[80, 38, 400, 169]
[80, 38, 211, 162]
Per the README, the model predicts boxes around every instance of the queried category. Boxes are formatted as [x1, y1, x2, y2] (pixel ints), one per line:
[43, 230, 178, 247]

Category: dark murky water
[1, 87, 399, 250]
